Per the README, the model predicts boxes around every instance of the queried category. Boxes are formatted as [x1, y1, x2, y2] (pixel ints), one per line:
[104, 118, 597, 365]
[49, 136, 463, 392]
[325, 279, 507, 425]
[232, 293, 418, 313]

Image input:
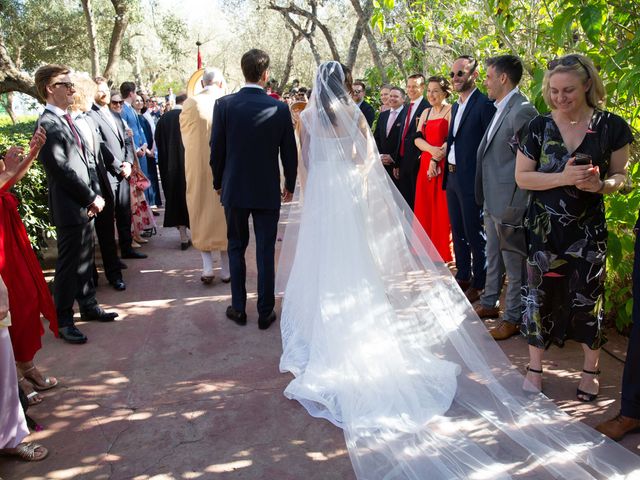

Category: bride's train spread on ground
[276, 61, 640, 479]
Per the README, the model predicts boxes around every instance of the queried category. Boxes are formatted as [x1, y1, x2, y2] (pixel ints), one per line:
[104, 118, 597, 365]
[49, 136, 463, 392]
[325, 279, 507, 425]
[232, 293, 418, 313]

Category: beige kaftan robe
[180, 87, 227, 251]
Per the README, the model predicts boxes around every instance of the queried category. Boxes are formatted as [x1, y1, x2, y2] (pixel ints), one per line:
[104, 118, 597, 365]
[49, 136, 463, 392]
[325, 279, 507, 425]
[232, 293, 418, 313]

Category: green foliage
[375, 0, 640, 330]
[0, 116, 55, 253]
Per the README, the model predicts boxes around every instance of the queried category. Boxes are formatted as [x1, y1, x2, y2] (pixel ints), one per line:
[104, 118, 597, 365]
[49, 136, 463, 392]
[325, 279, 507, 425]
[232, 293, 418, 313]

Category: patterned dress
[519, 110, 632, 349]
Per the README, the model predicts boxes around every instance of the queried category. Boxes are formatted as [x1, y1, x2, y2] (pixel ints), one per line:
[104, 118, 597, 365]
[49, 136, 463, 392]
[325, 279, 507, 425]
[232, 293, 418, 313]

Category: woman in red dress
[0, 128, 59, 406]
[414, 76, 453, 262]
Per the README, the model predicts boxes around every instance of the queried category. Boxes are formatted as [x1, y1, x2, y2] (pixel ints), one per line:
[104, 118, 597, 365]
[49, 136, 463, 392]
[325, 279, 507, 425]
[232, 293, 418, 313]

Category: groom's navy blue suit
[210, 86, 297, 317]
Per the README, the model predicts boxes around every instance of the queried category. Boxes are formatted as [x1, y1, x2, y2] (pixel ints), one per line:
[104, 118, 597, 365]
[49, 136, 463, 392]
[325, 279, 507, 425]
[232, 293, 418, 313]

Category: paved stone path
[1, 213, 638, 479]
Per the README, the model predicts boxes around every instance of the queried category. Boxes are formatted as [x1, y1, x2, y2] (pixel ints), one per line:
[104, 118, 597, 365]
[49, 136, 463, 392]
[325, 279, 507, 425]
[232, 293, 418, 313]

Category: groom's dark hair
[241, 49, 270, 83]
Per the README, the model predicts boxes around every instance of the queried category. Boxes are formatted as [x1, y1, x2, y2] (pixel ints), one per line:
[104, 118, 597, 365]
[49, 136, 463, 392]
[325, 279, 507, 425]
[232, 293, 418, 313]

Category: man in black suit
[34, 64, 118, 344]
[88, 78, 146, 261]
[352, 80, 376, 127]
[394, 74, 429, 210]
[210, 49, 298, 330]
[373, 86, 405, 187]
[443, 55, 496, 302]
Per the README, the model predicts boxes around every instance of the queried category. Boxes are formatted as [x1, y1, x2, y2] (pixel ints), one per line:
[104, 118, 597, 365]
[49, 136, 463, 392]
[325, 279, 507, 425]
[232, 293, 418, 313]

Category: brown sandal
[0, 442, 49, 461]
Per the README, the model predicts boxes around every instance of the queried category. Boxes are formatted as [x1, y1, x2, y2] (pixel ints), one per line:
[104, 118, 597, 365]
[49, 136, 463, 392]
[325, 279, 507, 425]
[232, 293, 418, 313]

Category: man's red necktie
[399, 102, 413, 158]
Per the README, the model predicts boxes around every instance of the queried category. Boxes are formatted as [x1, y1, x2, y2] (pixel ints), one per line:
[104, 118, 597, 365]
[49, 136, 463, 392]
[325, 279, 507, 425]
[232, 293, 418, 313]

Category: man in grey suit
[474, 55, 538, 340]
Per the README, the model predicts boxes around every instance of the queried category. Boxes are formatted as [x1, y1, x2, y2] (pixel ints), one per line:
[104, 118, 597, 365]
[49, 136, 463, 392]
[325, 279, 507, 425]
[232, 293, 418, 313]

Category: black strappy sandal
[523, 366, 543, 395]
[577, 369, 600, 402]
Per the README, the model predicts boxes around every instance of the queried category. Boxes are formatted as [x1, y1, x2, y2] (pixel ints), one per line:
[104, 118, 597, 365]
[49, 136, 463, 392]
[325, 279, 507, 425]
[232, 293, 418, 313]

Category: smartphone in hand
[574, 153, 592, 165]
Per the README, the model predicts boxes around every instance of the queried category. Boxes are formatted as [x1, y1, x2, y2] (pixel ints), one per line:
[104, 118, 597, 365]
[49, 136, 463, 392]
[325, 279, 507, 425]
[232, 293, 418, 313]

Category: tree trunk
[268, 1, 341, 62]
[102, 0, 130, 81]
[0, 38, 38, 100]
[356, 0, 388, 82]
[0, 92, 17, 124]
[344, 17, 364, 70]
[279, 28, 304, 92]
[81, 0, 100, 77]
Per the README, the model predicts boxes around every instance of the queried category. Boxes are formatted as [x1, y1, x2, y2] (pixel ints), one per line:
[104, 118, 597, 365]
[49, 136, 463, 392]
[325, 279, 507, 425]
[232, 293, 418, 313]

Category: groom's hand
[282, 188, 293, 203]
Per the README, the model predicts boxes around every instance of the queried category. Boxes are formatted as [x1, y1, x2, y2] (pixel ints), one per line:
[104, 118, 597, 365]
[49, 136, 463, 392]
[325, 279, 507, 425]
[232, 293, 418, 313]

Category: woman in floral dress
[515, 54, 632, 401]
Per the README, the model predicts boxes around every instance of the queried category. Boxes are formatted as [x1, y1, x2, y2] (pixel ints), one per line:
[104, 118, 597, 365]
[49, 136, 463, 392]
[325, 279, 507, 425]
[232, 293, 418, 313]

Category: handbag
[497, 186, 528, 257]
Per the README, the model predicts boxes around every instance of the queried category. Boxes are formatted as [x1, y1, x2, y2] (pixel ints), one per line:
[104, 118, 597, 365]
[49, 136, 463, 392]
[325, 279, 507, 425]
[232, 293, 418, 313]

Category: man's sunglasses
[110, 100, 124, 105]
[449, 60, 477, 79]
[547, 55, 591, 79]
[51, 82, 74, 89]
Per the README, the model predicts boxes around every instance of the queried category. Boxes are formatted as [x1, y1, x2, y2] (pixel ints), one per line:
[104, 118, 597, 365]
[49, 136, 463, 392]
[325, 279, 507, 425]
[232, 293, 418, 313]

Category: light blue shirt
[121, 101, 146, 149]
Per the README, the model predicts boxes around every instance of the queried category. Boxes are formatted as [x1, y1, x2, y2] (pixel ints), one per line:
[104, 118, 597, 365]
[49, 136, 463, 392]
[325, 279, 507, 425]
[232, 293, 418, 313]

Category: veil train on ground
[276, 61, 640, 479]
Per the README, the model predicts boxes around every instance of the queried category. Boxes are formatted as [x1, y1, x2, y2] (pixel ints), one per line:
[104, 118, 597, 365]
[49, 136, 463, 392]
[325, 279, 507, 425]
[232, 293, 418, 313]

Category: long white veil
[276, 61, 640, 479]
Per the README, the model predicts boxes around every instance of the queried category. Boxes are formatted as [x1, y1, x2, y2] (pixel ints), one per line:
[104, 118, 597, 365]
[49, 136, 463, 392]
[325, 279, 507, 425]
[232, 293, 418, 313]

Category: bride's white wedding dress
[277, 61, 640, 479]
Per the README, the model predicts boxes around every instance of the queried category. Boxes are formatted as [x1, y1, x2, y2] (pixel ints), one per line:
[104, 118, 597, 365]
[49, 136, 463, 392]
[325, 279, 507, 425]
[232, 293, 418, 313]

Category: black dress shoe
[118, 260, 128, 269]
[226, 305, 247, 326]
[110, 279, 126, 291]
[80, 307, 119, 322]
[180, 240, 192, 251]
[122, 251, 148, 259]
[258, 311, 277, 330]
[58, 325, 88, 344]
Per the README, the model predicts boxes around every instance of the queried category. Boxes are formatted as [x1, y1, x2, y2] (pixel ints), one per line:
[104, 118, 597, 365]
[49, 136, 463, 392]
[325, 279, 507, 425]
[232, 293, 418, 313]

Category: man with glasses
[34, 64, 118, 344]
[88, 78, 146, 264]
[443, 55, 496, 303]
[352, 80, 375, 127]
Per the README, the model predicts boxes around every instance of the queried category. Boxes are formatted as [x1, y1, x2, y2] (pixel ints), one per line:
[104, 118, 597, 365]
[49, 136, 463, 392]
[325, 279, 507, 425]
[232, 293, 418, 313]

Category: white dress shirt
[447, 88, 477, 165]
[486, 87, 520, 140]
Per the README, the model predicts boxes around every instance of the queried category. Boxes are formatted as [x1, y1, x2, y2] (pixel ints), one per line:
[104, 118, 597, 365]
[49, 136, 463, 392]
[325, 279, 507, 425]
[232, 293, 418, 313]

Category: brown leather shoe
[596, 414, 640, 441]
[465, 287, 482, 303]
[456, 278, 471, 291]
[473, 304, 500, 319]
[489, 321, 520, 340]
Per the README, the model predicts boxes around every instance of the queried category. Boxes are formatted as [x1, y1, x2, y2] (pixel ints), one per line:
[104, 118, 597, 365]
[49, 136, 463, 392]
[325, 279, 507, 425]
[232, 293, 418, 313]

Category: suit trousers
[54, 221, 98, 327]
[113, 177, 133, 253]
[94, 196, 122, 284]
[398, 155, 418, 210]
[480, 211, 524, 324]
[445, 171, 487, 289]
[621, 224, 640, 418]
[224, 207, 279, 316]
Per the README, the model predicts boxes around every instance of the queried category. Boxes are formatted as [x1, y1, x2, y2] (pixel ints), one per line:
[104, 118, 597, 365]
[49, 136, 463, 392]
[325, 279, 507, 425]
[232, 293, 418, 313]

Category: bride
[276, 61, 640, 479]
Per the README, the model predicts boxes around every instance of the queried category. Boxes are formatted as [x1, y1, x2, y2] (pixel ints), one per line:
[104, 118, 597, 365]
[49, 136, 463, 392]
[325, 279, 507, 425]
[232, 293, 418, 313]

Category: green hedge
[0, 116, 55, 253]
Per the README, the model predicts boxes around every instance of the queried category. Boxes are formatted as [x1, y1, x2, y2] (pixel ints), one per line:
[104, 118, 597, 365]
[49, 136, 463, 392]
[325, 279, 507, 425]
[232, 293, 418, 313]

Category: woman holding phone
[515, 54, 632, 400]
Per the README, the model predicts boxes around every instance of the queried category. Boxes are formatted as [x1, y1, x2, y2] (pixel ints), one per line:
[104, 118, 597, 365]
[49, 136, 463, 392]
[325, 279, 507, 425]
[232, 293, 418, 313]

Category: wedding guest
[96, 88, 147, 257]
[0, 276, 48, 461]
[414, 76, 452, 262]
[135, 95, 161, 212]
[141, 96, 162, 211]
[120, 81, 155, 206]
[373, 86, 405, 187]
[156, 93, 191, 249]
[1, 133, 58, 406]
[70, 73, 127, 291]
[352, 80, 375, 127]
[443, 56, 495, 302]
[515, 54, 632, 399]
[394, 74, 429, 210]
[379, 84, 392, 112]
[597, 210, 640, 439]
[35, 64, 118, 345]
[474, 55, 538, 340]
[180, 68, 230, 283]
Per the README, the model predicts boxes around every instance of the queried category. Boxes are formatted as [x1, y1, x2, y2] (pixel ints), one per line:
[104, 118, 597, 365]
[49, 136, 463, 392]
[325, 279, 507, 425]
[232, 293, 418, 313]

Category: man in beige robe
[180, 68, 230, 283]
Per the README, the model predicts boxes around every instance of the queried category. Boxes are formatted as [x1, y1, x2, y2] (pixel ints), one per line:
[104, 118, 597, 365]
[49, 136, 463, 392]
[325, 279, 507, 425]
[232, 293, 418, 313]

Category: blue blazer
[210, 87, 298, 210]
[443, 89, 496, 190]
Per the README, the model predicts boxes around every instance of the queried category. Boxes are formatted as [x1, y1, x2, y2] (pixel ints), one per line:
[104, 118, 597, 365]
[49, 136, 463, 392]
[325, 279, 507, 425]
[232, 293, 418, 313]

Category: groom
[210, 49, 298, 329]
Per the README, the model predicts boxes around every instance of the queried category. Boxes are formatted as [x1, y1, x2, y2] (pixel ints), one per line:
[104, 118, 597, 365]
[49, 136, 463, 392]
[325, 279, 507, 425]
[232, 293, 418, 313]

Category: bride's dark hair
[317, 62, 353, 126]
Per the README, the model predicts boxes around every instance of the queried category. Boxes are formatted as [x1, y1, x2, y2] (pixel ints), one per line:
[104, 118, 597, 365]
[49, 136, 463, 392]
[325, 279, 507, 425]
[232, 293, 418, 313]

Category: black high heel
[577, 369, 600, 402]
[523, 366, 543, 395]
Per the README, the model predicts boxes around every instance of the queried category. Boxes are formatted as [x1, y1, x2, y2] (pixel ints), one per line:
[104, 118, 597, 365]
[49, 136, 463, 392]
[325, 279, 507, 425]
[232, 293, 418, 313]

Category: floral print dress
[519, 110, 632, 349]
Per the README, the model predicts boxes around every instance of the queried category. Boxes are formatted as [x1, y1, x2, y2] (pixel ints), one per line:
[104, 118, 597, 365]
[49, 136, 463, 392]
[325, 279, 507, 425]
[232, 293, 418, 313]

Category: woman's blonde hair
[542, 54, 605, 109]
[70, 72, 98, 112]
